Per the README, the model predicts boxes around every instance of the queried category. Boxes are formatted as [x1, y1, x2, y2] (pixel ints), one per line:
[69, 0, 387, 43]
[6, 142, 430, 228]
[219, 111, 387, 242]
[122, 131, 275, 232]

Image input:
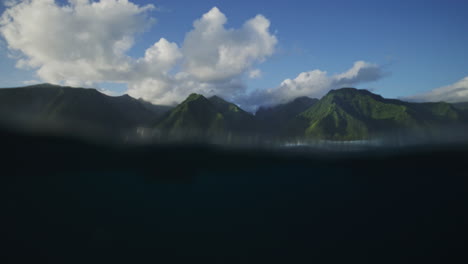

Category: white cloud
[1, 2, 277, 107]
[133, 38, 182, 78]
[333, 61, 384, 87]
[182, 7, 277, 82]
[1, 3, 386, 110]
[239, 61, 385, 110]
[0, 0, 155, 85]
[405, 76, 468, 103]
[127, 7, 276, 105]
[127, 72, 246, 106]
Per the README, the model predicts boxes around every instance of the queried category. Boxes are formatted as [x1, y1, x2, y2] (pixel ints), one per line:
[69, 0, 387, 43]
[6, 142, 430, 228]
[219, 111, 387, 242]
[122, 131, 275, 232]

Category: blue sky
[1, 0, 468, 107]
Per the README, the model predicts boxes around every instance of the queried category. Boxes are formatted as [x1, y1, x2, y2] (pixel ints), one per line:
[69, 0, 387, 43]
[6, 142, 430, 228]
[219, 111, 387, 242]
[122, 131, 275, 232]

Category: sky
[1, 0, 468, 110]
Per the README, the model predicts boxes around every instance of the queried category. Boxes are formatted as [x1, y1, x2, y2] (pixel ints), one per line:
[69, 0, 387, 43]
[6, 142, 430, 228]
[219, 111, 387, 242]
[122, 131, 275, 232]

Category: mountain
[154, 94, 256, 137]
[155, 93, 225, 135]
[292, 88, 465, 140]
[138, 98, 174, 116]
[453, 102, 468, 113]
[2, 84, 467, 142]
[208, 96, 256, 133]
[0, 83, 170, 136]
[255, 96, 318, 134]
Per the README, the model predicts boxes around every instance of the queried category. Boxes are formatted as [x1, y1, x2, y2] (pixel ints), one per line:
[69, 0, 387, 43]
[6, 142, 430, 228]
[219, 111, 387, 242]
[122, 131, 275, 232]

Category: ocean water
[1, 130, 467, 263]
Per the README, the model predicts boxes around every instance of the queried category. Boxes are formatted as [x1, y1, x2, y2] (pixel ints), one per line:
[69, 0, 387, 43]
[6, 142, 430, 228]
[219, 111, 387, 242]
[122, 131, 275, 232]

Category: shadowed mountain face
[255, 96, 318, 134]
[0, 83, 171, 137]
[155, 94, 226, 134]
[208, 96, 256, 133]
[154, 94, 256, 137]
[2, 124, 468, 263]
[1, 84, 468, 142]
[453, 102, 468, 114]
[293, 88, 466, 140]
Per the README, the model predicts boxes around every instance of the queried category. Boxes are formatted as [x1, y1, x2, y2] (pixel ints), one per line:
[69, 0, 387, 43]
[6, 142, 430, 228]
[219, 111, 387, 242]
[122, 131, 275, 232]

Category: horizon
[1, 0, 468, 110]
[0, 82, 431, 111]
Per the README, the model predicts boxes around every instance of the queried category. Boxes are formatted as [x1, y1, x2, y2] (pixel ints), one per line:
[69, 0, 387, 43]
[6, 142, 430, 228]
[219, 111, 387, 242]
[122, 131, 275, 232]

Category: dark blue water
[1, 129, 467, 263]
[3, 161, 466, 264]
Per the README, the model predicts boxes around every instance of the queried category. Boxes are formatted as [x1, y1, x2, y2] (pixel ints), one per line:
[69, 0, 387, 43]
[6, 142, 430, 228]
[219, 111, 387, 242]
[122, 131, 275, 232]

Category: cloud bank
[405, 76, 468, 103]
[0, 1, 277, 105]
[0, 0, 155, 86]
[1, 0, 387, 109]
[127, 6, 277, 105]
[240, 61, 385, 109]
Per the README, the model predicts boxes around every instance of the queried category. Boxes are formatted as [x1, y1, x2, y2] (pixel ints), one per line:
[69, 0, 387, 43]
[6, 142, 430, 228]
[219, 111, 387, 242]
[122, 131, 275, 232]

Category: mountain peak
[23, 83, 62, 89]
[179, 93, 212, 109]
[296, 87, 462, 140]
[328, 87, 375, 96]
[186, 93, 205, 101]
[32, 83, 57, 87]
[155, 93, 256, 135]
[328, 87, 359, 93]
[208, 95, 247, 115]
[155, 93, 225, 133]
[325, 88, 385, 103]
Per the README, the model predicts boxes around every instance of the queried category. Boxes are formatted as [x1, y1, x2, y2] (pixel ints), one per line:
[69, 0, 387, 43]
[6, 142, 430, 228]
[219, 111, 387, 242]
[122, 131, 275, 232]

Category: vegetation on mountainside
[1, 84, 467, 141]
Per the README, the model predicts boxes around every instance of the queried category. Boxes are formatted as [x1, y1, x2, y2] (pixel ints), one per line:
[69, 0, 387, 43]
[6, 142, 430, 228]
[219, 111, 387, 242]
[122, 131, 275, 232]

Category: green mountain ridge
[154, 94, 256, 136]
[294, 88, 465, 140]
[208, 95, 257, 133]
[155, 93, 226, 135]
[0, 83, 171, 136]
[256, 96, 319, 135]
[453, 102, 468, 115]
[1, 84, 467, 142]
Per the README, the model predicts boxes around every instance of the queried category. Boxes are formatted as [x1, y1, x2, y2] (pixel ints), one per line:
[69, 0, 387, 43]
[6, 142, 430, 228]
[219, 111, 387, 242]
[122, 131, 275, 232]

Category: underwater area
[1, 127, 467, 263]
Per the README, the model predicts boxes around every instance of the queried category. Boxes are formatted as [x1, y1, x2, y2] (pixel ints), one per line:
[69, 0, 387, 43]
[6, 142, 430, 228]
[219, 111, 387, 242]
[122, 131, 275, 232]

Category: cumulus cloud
[239, 61, 385, 110]
[127, 7, 276, 105]
[133, 38, 182, 78]
[2, 2, 384, 110]
[333, 61, 384, 87]
[1, 2, 277, 106]
[127, 72, 246, 105]
[404, 76, 468, 103]
[0, 0, 155, 85]
[182, 7, 276, 82]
